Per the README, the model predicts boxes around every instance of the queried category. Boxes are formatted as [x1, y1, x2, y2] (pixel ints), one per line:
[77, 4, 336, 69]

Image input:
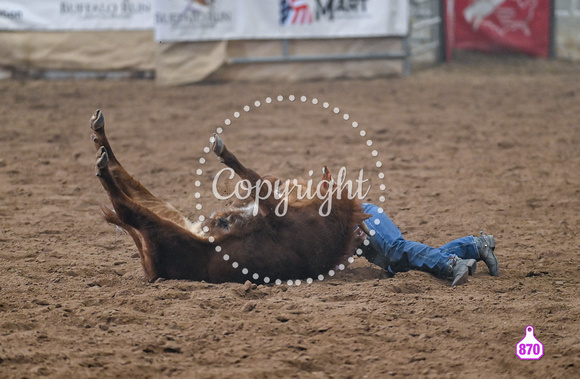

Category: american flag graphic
[280, 0, 313, 25]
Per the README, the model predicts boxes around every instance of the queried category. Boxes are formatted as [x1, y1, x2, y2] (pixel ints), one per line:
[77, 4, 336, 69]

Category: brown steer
[90, 110, 369, 283]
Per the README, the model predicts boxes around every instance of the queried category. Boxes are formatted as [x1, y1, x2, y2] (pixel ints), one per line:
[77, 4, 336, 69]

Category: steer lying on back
[90, 110, 369, 283]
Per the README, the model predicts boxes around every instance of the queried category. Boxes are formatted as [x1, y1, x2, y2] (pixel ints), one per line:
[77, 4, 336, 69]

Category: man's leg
[439, 234, 498, 276]
[360, 203, 475, 286]
[438, 236, 479, 260]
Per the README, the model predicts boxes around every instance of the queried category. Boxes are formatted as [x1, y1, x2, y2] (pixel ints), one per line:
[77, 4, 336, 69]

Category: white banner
[0, 0, 153, 31]
[154, 0, 409, 42]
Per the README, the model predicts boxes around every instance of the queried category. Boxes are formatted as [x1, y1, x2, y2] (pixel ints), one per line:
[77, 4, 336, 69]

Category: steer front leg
[210, 134, 262, 182]
[210, 134, 278, 215]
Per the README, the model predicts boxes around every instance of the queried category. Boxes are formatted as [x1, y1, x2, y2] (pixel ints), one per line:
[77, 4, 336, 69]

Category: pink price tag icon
[516, 325, 544, 360]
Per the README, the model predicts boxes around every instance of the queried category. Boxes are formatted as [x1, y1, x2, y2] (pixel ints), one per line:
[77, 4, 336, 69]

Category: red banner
[446, 0, 551, 58]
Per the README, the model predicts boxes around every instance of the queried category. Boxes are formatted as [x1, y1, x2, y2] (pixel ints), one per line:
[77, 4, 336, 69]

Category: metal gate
[555, 0, 580, 59]
[409, 0, 444, 64]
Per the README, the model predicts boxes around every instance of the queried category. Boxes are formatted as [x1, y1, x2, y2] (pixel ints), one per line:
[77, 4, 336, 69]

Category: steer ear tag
[515, 325, 544, 360]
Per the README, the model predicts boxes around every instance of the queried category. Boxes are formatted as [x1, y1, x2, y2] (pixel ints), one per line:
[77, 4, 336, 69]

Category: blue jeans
[361, 203, 479, 277]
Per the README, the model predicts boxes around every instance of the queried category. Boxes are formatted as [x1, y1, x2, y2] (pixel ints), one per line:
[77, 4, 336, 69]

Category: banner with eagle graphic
[446, 0, 552, 58]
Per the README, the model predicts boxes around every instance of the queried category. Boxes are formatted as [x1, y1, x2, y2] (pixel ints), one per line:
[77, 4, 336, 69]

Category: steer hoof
[96, 146, 109, 170]
[90, 109, 105, 131]
[211, 133, 225, 157]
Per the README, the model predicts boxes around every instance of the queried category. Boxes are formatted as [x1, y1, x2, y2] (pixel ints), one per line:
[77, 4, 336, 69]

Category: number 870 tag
[516, 326, 544, 360]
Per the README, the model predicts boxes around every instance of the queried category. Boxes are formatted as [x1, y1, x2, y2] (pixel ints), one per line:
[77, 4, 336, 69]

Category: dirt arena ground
[1, 55, 579, 378]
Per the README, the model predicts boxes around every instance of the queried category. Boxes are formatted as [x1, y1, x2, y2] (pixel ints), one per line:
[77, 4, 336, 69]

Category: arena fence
[224, 0, 443, 78]
[0, 1, 444, 82]
[228, 37, 413, 77]
[0, 1, 576, 83]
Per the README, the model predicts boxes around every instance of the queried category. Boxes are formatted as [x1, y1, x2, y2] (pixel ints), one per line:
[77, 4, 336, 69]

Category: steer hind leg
[90, 110, 189, 227]
[95, 147, 167, 280]
[94, 146, 149, 231]
[90, 109, 153, 199]
[95, 146, 210, 281]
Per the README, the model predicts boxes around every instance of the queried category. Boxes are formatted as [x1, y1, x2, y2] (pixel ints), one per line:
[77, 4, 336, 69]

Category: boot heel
[466, 259, 477, 276]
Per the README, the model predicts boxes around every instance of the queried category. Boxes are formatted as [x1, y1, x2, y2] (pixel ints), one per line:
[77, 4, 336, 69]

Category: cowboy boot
[450, 257, 477, 287]
[474, 232, 498, 276]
